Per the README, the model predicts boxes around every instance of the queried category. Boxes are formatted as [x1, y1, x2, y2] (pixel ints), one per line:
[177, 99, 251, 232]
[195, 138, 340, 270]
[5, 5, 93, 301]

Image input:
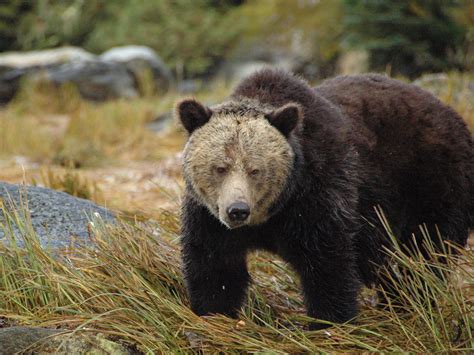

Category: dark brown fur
[314, 74, 473, 284]
[179, 69, 473, 329]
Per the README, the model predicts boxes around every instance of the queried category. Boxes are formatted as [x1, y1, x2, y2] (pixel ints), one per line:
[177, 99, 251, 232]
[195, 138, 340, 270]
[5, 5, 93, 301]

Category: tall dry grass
[0, 79, 188, 166]
[0, 205, 472, 353]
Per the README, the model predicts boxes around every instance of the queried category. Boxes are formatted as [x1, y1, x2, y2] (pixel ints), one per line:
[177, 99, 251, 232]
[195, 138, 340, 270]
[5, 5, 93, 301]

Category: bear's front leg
[182, 242, 250, 318]
[283, 240, 361, 330]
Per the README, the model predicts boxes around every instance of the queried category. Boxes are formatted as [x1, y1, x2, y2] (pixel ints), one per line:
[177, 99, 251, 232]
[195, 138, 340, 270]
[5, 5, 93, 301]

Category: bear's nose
[227, 202, 250, 222]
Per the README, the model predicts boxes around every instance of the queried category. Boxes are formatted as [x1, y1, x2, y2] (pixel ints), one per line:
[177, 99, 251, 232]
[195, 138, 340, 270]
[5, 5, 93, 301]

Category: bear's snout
[226, 201, 250, 222]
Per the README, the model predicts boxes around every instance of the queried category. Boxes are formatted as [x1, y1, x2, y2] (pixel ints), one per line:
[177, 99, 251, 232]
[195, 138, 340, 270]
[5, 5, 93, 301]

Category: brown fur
[182, 101, 295, 228]
[314, 74, 473, 283]
[176, 69, 473, 329]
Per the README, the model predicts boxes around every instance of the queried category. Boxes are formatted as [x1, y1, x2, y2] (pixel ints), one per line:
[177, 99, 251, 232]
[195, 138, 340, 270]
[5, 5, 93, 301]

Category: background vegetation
[1, 0, 472, 77]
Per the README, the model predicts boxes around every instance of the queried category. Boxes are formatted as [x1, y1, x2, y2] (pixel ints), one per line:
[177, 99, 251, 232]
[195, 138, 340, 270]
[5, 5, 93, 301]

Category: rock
[216, 41, 304, 84]
[219, 60, 273, 84]
[146, 111, 174, 134]
[0, 182, 115, 249]
[0, 47, 95, 68]
[0, 46, 173, 103]
[100, 45, 173, 93]
[176, 79, 199, 94]
[413, 73, 450, 96]
[0, 326, 61, 354]
[0, 66, 26, 103]
[45, 60, 138, 101]
[0, 326, 133, 354]
[414, 73, 474, 105]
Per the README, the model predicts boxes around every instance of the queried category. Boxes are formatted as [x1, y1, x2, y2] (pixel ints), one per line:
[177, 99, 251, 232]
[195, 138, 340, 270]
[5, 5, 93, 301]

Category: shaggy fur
[181, 102, 296, 228]
[177, 69, 473, 329]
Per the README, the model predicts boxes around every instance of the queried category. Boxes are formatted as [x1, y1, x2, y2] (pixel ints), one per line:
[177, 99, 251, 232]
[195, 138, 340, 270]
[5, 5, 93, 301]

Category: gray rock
[217, 54, 297, 85]
[414, 73, 474, 105]
[0, 47, 95, 68]
[176, 79, 200, 94]
[45, 60, 139, 101]
[0, 47, 100, 103]
[100, 45, 173, 93]
[0, 66, 26, 104]
[0, 46, 173, 103]
[337, 50, 369, 76]
[216, 40, 302, 84]
[413, 73, 450, 96]
[0, 326, 62, 354]
[220, 61, 273, 84]
[0, 326, 133, 354]
[146, 111, 174, 134]
[0, 182, 115, 249]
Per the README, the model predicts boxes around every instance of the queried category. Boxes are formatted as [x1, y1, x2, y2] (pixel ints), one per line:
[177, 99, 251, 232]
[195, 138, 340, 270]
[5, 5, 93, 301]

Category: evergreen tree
[343, 0, 468, 77]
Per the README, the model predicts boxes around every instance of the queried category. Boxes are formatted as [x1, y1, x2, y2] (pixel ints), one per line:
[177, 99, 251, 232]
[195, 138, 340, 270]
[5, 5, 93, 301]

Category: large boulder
[216, 42, 301, 85]
[0, 47, 99, 103]
[45, 60, 138, 101]
[0, 182, 115, 249]
[0, 65, 26, 103]
[414, 73, 474, 106]
[101, 45, 173, 93]
[0, 46, 172, 103]
[220, 60, 272, 85]
[0, 47, 95, 68]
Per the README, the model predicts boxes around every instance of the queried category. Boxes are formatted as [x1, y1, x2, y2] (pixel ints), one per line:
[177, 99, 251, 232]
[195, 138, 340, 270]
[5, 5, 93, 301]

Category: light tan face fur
[184, 113, 294, 229]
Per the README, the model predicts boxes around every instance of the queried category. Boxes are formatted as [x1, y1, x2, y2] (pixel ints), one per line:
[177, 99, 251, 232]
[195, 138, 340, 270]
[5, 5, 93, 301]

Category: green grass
[0, 205, 472, 353]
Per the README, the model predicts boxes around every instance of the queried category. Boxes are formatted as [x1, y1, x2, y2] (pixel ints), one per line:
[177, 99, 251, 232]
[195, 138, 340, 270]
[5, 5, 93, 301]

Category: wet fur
[179, 69, 473, 328]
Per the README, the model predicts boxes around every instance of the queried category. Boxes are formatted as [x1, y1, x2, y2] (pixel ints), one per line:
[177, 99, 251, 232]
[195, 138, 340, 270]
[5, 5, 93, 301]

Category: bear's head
[176, 98, 302, 229]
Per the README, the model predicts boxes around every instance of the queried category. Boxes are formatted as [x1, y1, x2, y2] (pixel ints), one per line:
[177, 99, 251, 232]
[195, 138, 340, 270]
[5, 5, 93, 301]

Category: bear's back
[315, 74, 472, 169]
[316, 74, 473, 240]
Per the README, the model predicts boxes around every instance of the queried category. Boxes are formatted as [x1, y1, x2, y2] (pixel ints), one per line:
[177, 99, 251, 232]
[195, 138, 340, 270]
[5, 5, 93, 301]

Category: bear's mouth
[219, 213, 252, 230]
[223, 220, 248, 230]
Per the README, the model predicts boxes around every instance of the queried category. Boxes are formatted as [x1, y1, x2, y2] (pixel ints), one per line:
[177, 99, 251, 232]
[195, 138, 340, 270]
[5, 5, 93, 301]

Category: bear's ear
[265, 103, 302, 137]
[176, 99, 213, 134]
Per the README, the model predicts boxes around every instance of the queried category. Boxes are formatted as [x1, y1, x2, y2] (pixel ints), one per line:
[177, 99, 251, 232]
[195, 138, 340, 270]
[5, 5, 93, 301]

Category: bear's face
[177, 99, 301, 229]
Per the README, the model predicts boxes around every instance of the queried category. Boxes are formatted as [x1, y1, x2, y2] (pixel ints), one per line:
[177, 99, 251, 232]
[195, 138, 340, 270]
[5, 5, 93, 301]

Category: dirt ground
[0, 154, 472, 249]
[0, 154, 183, 219]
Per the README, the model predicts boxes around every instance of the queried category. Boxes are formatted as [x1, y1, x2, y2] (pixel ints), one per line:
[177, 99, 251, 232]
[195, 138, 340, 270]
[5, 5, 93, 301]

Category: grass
[0, 75, 232, 167]
[0, 205, 472, 353]
[32, 166, 104, 202]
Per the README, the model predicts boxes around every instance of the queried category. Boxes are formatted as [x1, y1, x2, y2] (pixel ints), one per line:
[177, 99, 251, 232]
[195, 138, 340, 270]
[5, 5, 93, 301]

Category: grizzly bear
[176, 69, 473, 329]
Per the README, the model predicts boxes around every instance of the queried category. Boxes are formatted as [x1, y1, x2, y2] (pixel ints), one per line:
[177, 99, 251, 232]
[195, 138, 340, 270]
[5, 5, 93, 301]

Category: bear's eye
[249, 169, 260, 177]
[215, 166, 228, 174]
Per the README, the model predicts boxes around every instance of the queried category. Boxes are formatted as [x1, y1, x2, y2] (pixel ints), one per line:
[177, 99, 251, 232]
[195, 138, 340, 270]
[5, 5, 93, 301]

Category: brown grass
[0, 207, 472, 353]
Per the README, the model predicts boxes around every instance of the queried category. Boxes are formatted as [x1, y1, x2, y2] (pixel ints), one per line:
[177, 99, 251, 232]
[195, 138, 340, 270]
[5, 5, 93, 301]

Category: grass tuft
[32, 166, 103, 202]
